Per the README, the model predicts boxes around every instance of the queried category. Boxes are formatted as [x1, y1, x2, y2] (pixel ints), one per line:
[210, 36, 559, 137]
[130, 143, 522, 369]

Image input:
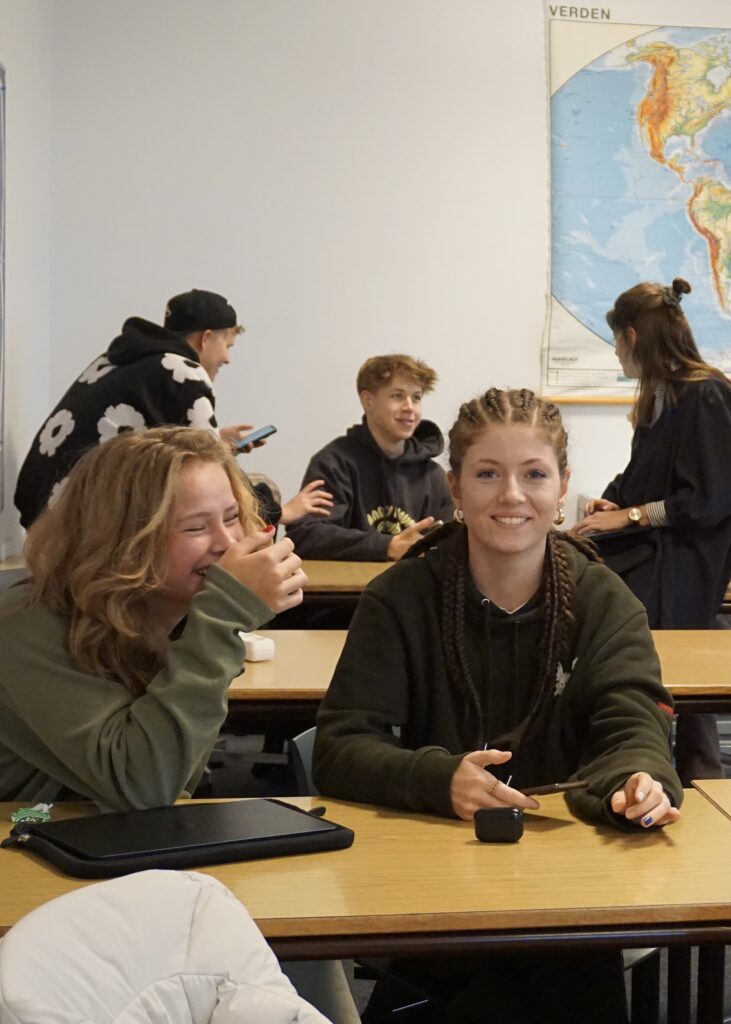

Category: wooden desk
[0, 556, 27, 592]
[302, 560, 390, 594]
[653, 630, 731, 713]
[228, 629, 731, 719]
[0, 556, 24, 572]
[271, 561, 390, 629]
[1, 560, 389, 591]
[1, 791, 730, 1020]
[228, 631, 341, 722]
[693, 778, 731, 822]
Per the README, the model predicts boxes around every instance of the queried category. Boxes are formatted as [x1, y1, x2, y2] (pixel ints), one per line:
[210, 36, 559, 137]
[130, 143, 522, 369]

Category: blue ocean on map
[551, 27, 731, 361]
[701, 117, 731, 179]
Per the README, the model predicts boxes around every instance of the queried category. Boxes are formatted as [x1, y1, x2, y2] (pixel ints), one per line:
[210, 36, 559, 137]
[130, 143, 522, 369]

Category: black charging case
[474, 807, 524, 843]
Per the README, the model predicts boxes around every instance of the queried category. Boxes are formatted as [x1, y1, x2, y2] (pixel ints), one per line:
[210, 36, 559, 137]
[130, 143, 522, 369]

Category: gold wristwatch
[627, 506, 643, 525]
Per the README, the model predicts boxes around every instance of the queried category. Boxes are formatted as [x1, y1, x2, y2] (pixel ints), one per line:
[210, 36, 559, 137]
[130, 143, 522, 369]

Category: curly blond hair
[356, 354, 437, 395]
[23, 427, 263, 695]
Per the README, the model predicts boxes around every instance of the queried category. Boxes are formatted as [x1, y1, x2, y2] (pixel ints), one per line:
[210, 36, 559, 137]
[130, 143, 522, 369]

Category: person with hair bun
[314, 388, 681, 1023]
[576, 278, 731, 782]
[0, 427, 307, 811]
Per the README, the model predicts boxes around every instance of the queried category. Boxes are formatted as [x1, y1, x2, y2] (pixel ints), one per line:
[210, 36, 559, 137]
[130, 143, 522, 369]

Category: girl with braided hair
[576, 278, 731, 783]
[314, 387, 680, 1022]
[315, 385, 680, 821]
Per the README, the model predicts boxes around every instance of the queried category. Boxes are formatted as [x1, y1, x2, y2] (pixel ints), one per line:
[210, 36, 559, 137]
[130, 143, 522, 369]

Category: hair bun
[672, 278, 691, 296]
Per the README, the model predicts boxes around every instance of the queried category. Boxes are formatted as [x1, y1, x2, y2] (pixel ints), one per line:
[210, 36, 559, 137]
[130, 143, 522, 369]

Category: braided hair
[407, 387, 600, 750]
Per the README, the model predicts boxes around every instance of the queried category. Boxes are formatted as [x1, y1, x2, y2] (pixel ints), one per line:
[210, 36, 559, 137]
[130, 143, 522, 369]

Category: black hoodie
[313, 536, 683, 825]
[15, 318, 217, 528]
[286, 419, 455, 560]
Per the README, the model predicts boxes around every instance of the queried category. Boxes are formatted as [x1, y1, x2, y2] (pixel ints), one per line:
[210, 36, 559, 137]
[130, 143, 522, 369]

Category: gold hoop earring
[453, 508, 464, 523]
[553, 505, 566, 526]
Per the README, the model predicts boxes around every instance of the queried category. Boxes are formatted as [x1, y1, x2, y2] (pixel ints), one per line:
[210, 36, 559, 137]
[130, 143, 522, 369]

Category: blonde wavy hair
[22, 427, 263, 695]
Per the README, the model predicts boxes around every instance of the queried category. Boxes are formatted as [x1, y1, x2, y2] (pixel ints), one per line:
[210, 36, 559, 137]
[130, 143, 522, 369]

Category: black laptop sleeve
[1, 799, 355, 878]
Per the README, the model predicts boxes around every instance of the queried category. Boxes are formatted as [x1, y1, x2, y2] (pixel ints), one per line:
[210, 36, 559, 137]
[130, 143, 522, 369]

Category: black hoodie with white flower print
[15, 319, 219, 528]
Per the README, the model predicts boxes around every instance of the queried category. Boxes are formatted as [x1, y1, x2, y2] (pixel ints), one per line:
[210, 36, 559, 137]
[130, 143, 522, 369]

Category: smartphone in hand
[235, 424, 277, 451]
[422, 519, 444, 537]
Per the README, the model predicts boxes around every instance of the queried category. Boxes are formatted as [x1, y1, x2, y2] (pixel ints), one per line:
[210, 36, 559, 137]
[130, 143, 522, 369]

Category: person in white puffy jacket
[0, 869, 355, 1024]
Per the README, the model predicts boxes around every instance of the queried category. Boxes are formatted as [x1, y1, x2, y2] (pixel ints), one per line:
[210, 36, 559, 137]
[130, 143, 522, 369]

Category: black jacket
[286, 419, 455, 560]
[598, 378, 731, 628]
[15, 319, 217, 528]
[14, 319, 280, 529]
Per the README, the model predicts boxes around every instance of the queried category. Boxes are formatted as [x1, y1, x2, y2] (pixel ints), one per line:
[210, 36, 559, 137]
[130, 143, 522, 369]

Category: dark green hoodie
[313, 537, 683, 826]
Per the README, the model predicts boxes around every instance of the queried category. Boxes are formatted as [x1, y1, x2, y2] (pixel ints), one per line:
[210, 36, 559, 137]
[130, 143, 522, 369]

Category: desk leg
[630, 950, 660, 1024]
[667, 946, 691, 1024]
[697, 944, 725, 1024]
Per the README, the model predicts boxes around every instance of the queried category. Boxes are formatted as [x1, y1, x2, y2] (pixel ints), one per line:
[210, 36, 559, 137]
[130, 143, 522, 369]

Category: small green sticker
[11, 804, 53, 825]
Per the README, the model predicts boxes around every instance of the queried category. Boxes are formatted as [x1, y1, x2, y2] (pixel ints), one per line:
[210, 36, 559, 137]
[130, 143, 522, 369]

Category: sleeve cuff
[412, 749, 464, 816]
[201, 563, 275, 631]
[645, 500, 668, 527]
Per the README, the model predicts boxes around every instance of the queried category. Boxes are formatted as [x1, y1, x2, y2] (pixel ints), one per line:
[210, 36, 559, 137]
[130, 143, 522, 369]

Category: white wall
[0, 0, 52, 556]
[11, 0, 635, 545]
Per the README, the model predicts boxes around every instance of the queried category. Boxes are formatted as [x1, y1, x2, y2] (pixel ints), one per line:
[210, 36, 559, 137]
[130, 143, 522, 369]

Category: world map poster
[544, 2, 731, 400]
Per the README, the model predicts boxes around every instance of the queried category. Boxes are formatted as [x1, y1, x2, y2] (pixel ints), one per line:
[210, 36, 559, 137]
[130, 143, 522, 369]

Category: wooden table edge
[691, 780, 731, 822]
[253, 901, 731, 941]
[227, 689, 324, 702]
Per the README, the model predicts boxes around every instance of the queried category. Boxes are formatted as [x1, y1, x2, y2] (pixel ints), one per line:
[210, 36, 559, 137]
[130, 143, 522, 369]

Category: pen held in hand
[519, 780, 589, 797]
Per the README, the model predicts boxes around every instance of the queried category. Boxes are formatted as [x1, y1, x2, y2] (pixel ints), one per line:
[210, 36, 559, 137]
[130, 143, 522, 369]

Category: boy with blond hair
[288, 354, 453, 560]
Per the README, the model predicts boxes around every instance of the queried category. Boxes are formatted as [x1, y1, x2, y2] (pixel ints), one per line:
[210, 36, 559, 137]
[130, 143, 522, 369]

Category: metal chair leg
[629, 948, 660, 1024]
[667, 946, 692, 1024]
[697, 944, 725, 1024]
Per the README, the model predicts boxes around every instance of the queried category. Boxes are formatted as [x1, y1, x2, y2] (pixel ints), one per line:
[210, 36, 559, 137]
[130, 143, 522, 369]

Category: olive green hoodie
[313, 538, 683, 825]
[0, 565, 271, 810]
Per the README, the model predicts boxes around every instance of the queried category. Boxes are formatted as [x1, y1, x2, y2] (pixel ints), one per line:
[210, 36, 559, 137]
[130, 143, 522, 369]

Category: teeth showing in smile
[494, 516, 527, 525]
[194, 568, 208, 576]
